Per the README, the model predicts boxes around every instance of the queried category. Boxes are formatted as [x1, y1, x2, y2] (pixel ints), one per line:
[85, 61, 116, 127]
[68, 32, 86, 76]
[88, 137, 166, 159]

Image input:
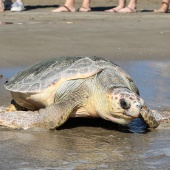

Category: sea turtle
[0, 56, 169, 130]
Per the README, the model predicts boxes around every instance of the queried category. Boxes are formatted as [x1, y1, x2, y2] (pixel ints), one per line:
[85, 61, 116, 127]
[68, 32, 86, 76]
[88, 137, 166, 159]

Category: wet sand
[0, 1, 170, 169]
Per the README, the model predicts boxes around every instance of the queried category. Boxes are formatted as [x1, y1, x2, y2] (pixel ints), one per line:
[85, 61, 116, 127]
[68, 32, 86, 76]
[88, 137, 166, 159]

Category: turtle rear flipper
[0, 103, 72, 130]
[140, 106, 170, 128]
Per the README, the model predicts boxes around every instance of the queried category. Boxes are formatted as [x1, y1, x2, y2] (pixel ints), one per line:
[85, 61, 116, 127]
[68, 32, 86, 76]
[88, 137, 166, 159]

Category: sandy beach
[0, 0, 170, 68]
[0, 0, 170, 169]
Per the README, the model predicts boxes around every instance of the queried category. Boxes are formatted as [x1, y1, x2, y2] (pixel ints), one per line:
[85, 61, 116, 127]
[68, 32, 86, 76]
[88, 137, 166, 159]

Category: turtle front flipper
[0, 103, 72, 130]
[140, 106, 170, 128]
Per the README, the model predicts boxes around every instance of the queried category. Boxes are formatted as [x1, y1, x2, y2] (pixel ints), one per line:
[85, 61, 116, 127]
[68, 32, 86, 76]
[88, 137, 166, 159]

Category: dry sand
[0, 0, 170, 68]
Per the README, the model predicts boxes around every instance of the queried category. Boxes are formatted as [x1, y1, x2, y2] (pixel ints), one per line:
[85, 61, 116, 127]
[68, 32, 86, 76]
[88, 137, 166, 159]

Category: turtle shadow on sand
[57, 117, 150, 134]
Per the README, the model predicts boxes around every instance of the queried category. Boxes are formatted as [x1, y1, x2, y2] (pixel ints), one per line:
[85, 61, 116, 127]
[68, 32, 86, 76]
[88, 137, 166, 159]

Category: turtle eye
[120, 99, 131, 110]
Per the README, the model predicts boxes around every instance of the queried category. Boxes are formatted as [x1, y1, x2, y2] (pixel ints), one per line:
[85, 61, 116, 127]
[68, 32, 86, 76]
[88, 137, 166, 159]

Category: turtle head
[104, 88, 144, 125]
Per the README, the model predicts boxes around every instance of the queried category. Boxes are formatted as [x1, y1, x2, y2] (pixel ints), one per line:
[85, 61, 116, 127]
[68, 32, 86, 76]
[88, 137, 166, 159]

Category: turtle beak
[124, 98, 144, 118]
[119, 100, 140, 118]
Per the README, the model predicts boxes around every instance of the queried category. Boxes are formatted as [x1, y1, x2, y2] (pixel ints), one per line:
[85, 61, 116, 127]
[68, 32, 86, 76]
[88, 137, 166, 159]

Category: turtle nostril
[120, 99, 131, 110]
[136, 103, 141, 109]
